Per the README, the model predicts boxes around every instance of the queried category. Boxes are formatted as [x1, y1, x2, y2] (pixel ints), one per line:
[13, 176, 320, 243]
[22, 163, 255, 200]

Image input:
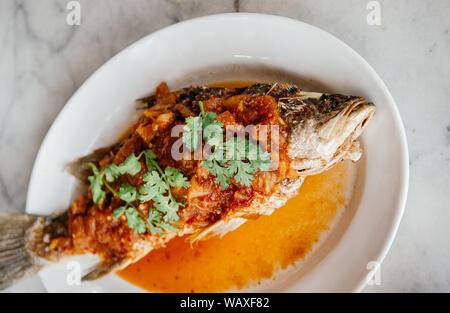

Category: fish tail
[0, 214, 47, 290]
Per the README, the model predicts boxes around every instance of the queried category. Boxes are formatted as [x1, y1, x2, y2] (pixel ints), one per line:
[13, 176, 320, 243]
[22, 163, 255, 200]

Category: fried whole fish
[0, 82, 375, 290]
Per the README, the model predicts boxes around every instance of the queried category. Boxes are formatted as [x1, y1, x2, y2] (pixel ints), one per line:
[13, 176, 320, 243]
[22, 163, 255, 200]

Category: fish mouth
[288, 95, 375, 175]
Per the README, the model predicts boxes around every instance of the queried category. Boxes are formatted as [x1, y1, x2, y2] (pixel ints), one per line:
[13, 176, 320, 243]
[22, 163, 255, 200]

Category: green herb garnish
[138, 150, 188, 233]
[183, 101, 224, 151]
[182, 102, 272, 189]
[88, 149, 190, 235]
[202, 137, 272, 189]
[88, 152, 143, 204]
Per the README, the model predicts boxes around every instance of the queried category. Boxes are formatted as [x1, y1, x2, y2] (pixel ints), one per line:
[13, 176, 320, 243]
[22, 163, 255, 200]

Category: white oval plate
[26, 13, 408, 293]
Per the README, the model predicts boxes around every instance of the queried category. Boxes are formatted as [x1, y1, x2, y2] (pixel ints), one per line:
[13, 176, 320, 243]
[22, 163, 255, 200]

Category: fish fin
[65, 146, 117, 183]
[82, 258, 130, 281]
[0, 214, 45, 290]
[189, 217, 248, 244]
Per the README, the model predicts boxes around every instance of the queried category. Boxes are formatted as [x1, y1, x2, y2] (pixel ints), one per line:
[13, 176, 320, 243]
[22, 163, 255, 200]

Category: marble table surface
[1, 0, 449, 293]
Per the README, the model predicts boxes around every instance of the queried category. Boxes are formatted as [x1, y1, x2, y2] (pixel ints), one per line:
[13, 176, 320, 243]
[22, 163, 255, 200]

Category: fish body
[0, 82, 374, 289]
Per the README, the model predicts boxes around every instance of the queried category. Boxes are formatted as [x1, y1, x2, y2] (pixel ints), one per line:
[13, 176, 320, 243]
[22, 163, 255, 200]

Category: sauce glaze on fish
[0, 82, 375, 290]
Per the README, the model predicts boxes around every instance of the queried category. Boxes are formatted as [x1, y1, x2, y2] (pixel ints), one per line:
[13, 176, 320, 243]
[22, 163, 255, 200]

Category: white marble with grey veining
[1, 0, 449, 293]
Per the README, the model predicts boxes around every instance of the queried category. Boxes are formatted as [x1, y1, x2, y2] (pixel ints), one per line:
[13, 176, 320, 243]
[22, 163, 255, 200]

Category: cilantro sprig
[138, 151, 189, 234]
[182, 101, 224, 151]
[182, 102, 272, 189]
[88, 152, 144, 204]
[88, 149, 190, 235]
[202, 137, 272, 189]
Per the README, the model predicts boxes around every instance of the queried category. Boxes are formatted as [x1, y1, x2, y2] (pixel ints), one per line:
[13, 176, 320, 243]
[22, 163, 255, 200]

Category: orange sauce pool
[117, 160, 354, 292]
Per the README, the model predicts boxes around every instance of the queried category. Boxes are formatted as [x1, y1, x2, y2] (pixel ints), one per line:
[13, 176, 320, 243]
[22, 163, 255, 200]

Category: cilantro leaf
[201, 158, 230, 189]
[125, 207, 147, 234]
[88, 163, 107, 203]
[224, 137, 242, 160]
[152, 194, 169, 213]
[118, 183, 138, 203]
[202, 111, 218, 126]
[150, 194, 180, 223]
[183, 116, 202, 151]
[88, 152, 145, 204]
[144, 149, 157, 172]
[203, 123, 223, 147]
[138, 158, 188, 231]
[112, 206, 127, 219]
[143, 171, 167, 193]
[138, 171, 167, 202]
[138, 186, 159, 202]
[228, 160, 257, 186]
[148, 224, 164, 235]
[162, 199, 182, 223]
[164, 166, 190, 188]
[117, 154, 142, 176]
[147, 210, 164, 234]
[103, 164, 120, 182]
[203, 111, 223, 136]
[183, 101, 224, 151]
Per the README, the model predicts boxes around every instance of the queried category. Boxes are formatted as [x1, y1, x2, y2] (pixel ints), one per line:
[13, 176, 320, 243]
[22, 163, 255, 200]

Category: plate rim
[26, 13, 409, 293]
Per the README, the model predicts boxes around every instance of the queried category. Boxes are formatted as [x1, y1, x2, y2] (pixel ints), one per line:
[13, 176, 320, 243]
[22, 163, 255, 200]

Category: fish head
[278, 89, 375, 175]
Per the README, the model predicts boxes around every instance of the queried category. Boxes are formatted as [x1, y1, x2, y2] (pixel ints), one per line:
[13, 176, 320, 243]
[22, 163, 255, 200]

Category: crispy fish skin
[0, 83, 375, 289]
